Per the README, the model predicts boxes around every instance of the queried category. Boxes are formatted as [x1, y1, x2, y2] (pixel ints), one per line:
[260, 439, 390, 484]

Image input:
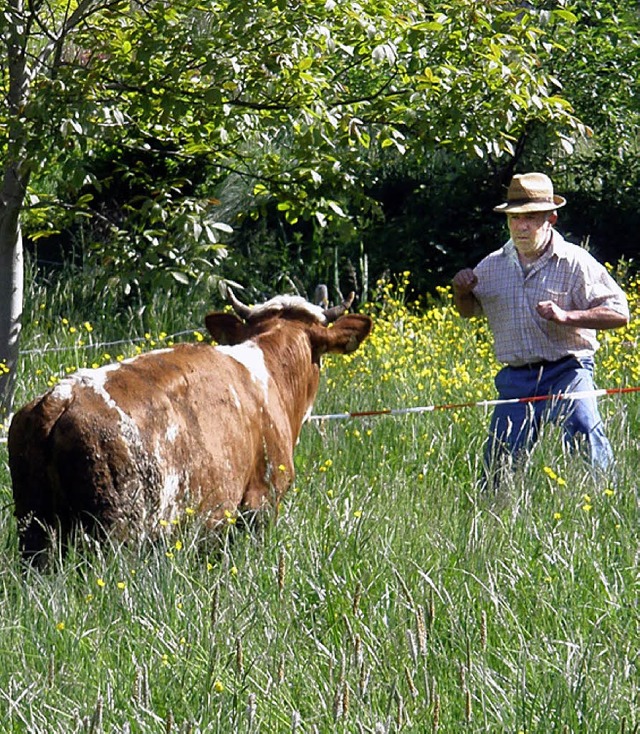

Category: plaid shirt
[472, 230, 629, 366]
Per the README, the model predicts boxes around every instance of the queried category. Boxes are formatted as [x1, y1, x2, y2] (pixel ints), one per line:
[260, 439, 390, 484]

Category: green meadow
[0, 269, 638, 733]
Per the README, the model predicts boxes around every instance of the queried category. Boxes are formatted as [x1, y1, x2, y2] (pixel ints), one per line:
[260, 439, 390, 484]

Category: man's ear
[205, 312, 250, 345]
[311, 314, 373, 355]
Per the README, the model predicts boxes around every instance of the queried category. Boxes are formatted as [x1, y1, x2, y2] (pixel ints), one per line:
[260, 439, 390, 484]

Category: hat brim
[493, 195, 566, 214]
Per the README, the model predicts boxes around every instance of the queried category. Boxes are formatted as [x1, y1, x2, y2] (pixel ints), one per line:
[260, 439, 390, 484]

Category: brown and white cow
[8, 290, 372, 564]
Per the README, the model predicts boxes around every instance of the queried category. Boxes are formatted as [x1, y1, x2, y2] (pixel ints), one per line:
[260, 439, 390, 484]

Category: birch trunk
[2, 1, 29, 417]
[0, 203, 24, 416]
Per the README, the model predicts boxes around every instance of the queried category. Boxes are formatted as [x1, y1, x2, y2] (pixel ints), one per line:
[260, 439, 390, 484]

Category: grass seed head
[210, 585, 220, 626]
[277, 551, 286, 594]
[432, 693, 440, 733]
[396, 689, 405, 728]
[353, 633, 363, 668]
[406, 628, 418, 665]
[416, 607, 428, 656]
[480, 609, 487, 650]
[352, 581, 362, 616]
[90, 696, 103, 732]
[458, 661, 466, 691]
[405, 665, 419, 699]
[359, 662, 370, 699]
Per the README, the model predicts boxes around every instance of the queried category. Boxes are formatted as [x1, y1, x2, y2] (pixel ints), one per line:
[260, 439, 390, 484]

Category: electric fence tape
[2, 385, 639, 444]
[308, 385, 640, 422]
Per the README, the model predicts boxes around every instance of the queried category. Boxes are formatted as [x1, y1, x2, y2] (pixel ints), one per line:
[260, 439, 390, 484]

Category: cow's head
[204, 289, 372, 360]
[205, 288, 372, 484]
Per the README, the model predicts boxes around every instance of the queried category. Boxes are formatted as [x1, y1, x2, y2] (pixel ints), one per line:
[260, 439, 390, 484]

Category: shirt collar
[502, 228, 569, 262]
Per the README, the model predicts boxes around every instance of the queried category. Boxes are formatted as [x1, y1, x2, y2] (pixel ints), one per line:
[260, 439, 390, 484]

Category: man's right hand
[452, 269, 478, 295]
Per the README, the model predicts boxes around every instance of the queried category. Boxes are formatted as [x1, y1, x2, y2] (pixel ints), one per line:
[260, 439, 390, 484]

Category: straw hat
[493, 172, 566, 214]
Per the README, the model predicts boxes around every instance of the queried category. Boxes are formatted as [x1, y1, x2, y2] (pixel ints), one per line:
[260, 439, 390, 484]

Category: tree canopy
[2, 0, 638, 412]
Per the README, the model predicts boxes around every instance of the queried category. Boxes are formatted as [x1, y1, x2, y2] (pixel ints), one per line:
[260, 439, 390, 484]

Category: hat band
[507, 196, 555, 205]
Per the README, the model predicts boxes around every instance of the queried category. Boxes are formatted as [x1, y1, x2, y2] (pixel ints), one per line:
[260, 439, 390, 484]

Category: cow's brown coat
[9, 295, 372, 563]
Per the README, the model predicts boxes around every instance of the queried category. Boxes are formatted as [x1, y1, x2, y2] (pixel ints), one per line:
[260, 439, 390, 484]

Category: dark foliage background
[28, 147, 638, 304]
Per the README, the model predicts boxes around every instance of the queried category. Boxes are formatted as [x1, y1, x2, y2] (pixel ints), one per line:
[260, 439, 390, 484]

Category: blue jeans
[483, 356, 613, 481]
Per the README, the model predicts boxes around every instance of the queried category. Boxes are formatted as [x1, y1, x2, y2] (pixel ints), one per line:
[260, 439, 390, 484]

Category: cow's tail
[8, 394, 70, 566]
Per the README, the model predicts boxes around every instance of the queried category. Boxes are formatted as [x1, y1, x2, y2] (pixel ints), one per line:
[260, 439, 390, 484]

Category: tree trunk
[3, 3, 30, 417]
[0, 201, 24, 417]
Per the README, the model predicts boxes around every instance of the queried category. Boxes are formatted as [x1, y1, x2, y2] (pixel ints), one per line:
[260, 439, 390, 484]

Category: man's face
[507, 211, 555, 256]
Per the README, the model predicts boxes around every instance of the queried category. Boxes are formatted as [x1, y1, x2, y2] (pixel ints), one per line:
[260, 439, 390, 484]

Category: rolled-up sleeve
[581, 261, 630, 319]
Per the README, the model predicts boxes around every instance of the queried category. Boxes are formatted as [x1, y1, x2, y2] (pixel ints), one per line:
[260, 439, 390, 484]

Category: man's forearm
[453, 291, 480, 318]
[562, 306, 629, 330]
[537, 300, 629, 329]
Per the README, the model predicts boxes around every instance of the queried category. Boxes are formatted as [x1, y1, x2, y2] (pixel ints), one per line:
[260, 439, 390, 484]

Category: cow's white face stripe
[215, 342, 270, 402]
[250, 295, 327, 324]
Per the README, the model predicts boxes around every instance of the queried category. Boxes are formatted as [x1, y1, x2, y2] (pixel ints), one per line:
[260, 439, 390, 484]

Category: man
[452, 172, 629, 483]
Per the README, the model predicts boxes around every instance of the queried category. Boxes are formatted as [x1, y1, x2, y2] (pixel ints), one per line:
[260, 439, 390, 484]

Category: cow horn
[225, 287, 253, 320]
[323, 292, 355, 323]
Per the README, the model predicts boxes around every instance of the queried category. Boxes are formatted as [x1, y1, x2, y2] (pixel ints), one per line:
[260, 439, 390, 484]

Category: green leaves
[6, 0, 634, 297]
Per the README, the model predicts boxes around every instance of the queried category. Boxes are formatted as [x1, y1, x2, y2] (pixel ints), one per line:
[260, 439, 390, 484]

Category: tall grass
[0, 269, 638, 732]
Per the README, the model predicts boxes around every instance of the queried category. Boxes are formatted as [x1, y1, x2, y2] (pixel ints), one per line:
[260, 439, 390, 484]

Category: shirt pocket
[541, 287, 571, 310]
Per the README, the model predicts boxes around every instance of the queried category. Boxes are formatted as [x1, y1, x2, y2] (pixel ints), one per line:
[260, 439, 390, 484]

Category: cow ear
[205, 313, 249, 345]
[313, 314, 372, 354]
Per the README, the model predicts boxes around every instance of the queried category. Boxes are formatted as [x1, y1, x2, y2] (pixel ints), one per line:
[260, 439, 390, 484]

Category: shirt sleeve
[578, 257, 630, 318]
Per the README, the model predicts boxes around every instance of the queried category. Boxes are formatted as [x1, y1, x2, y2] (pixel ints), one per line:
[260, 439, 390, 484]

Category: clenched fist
[452, 268, 478, 295]
[536, 300, 568, 323]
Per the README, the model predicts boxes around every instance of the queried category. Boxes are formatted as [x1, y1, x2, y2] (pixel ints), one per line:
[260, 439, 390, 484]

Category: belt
[508, 355, 575, 370]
